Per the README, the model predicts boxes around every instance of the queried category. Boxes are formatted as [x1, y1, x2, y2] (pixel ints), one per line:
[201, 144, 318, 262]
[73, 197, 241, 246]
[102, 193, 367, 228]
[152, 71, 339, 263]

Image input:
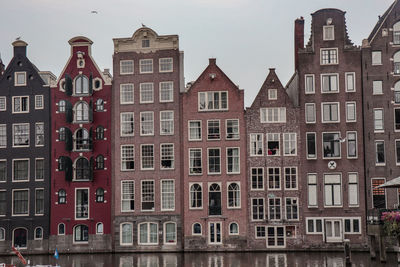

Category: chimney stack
[12, 40, 28, 57]
[294, 17, 304, 71]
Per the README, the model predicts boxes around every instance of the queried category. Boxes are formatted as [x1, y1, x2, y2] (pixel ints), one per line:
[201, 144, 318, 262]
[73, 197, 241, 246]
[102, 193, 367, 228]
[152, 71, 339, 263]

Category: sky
[0, 0, 394, 107]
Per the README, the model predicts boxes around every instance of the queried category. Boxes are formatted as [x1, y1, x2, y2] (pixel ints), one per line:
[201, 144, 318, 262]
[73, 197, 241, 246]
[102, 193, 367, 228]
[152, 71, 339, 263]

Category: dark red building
[49, 37, 112, 252]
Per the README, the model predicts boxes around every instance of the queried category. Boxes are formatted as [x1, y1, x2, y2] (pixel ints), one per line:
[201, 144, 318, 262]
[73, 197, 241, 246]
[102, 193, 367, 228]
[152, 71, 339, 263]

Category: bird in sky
[142, 23, 146, 27]
[91, 11, 98, 14]
[16, 37, 21, 40]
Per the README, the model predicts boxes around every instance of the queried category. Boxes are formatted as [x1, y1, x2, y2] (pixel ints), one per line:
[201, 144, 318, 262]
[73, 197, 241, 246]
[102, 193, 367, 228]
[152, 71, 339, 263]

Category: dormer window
[142, 39, 150, 48]
[75, 75, 89, 95]
[268, 89, 277, 100]
[323, 25, 334, 41]
[15, 72, 26, 86]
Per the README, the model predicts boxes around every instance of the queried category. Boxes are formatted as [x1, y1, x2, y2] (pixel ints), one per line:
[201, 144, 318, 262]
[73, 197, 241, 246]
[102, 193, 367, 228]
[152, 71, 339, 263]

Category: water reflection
[0, 251, 397, 267]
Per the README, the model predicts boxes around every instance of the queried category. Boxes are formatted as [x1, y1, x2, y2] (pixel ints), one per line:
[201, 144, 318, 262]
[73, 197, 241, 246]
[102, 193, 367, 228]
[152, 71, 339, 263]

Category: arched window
[58, 189, 66, 204]
[58, 100, 66, 112]
[96, 155, 104, 170]
[75, 157, 90, 180]
[74, 225, 89, 242]
[120, 223, 133, 245]
[75, 75, 89, 95]
[58, 223, 65, 235]
[96, 188, 104, 203]
[229, 222, 239, 235]
[190, 184, 202, 208]
[96, 223, 104, 235]
[395, 81, 400, 104]
[0, 227, 5, 240]
[209, 183, 221, 216]
[164, 222, 176, 244]
[394, 51, 400, 74]
[59, 127, 65, 141]
[96, 99, 104, 111]
[96, 126, 104, 140]
[34, 227, 43, 240]
[58, 156, 65, 171]
[394, 21, 400, 44]
[138, 222, 158, 245]
[192, 223, 201, 235]
[13, 228, 27, 248]
[75, 128, 90, 150]
[75, 102, 89, 122]
[228, 182, 241, 208]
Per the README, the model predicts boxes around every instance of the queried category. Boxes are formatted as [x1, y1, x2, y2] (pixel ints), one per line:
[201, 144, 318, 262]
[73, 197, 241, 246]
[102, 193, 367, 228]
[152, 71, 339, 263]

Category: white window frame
[0, 159, 6, 183]
[373, 108, 384, 133]
[305, 103, 316, 123]
[120, 84, 134, 104]
[348, 173, 359, 207]
[284, 167, 298, 190]
[188, 120, 202, 141]
[198, 91, 228, 111]
[372, 80, 383, 95]
[346, 131, 358, 159]
[120, 112, 134, 137]
[12, 189, 29, 216]
[140, 144, 154, 170]
[207, 147, 221, 175]
[268, 197, 282, 221]
[343, 217, 362, 234]
[228, 222, 239, 235]
[267, 133, 280, 156]
[322, 132, 342, 159]
[58, 223, 65, 235]
[208, 222, 222, 245]
[160, 110, 174, 135]
[159, 58, 173, 73]
[255, 226, 266, 239]
[305, 74, 315, 94]
[159, 81, 174, 103]
[138, 222, 158, 245]
[120, 222, 133, 246]
[266, 226, 286, 248]
[121, 180, 134, 212]
[307, 174, 318, 208]
[35, 158, 44, 181]
[227, 181, 241, 209]
[323, 173, 342, 208]
[96, 222, 104, 235]
[0, 125, 6, 148]
[161, 179, 175, 211]
[251, 198, 265, 221]
[74, 188, 89, 220]
[260, 107, 286, 123]
[226, 147, 240, 174]
[372, 51, 382, 66]
[321, 73, 339, 93]
[323, 25, 335, 41]
[120, 60, 134, 75]
[268, 89, 277, 100]
[0, 97, 6, 111]
[120, 145, 135, 171]
[35, 95, 44, 109]
[345, 72, 356, 92]
[163, 222, 177, 245]
[139, 83, 154, 104]
[285, 197, 299, 221]
[251, 167, 264, 191]
[320, 48, 338, 65]
[192, 222, 202, 235]
[283, 133, 297, 156]
[12, 158, 29, 182]
[35, 188, 45, 216]
[189, 148, 202, 175]
[306, 132, 317, 159]
[14, 72, 27, 86]
[140, 111, 154, 136]
[189, 182, 203, 210]
[345, 102, 356, 122]
[321, 102, 340, 123]
[396, 139, 400, 166]
[375, 140, 386, 166]
[139, 59, 153, 74]
[306, 218, 324, 234]
[35, 122, 44, 147]
[250, 133, 263, 156]
[267, 167, 281, 190]
[141, 180, 155, 212]
[226, 119, 239, 140]
[207, 120, 221, 140]
[12, 96, 29, 114]
[160, 143, 174, 170]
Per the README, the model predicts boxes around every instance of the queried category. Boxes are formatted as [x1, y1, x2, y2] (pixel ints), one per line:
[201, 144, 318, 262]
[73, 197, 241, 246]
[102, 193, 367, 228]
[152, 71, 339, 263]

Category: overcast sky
[0, 0, 394, 107]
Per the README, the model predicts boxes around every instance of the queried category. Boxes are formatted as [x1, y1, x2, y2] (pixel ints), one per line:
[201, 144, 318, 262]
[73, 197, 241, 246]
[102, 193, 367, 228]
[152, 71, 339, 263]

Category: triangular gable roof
[368, 0, 398, 43]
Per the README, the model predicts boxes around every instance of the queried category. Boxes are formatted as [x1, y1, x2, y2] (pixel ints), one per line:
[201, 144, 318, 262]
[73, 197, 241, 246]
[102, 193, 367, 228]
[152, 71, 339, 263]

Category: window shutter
[65, 156, 73, 181]
[65, 100, 73, 123]
[65, 74, 73, 96]
[89, 100, 93, 122]
[89, 73, 93, 95]
[89, 156, 94, 181]
[89, 127, 93, 150]
[65, 127, 73, 151]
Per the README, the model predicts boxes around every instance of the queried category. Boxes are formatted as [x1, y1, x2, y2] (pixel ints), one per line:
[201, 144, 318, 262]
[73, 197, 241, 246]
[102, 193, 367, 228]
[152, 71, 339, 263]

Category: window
[140, 112, 154, 135]
[0, 125, 6, 148]
[307, 218, 323, 234]
[305, 103, 316, 123]
[121, 145, 135, 171]
[58, 223, 65, 235]
[75, 158, 90, 180]
[160, 144, 174, 169]
[228, 182, 240, 208]
[308, 174, 317, 207]
[75, 102, 89, 122]
[305, 74, 315, 94]
[0, 161, 6, 182]
[58, 128, 66, 141]
[0, 228, 4, 240]
[12, 189, 29, 215]
[255, 226, 266, 238]
[35, 159, 44, 180]
[322, 102, 339, 122]
[139, 59, 153, 73]
[141, 180, 155, 211]
[120, 60, 134, 74]
[35, 123, 44, 146]
[12, 96, 29, 113]
[189, 121, 201, 141]
[372, 51, 382, 65]
[96, 223, 103, 234]
[35, 189, 44, 215]
[396, 140, 400, 165]
[161, 180, 175, 211]
[260, 107, 286, 123]
[15, 72, 26, 86]
[323, 132, 341, 158]
[252, 198, 264, 220]
[267, 133, 280, 156]
[96, 99, 104, 111]
[268, 89, 277, 100]
[208, 148, 221, 174]
[75, 75, 89, 95]
[75, 189, 89, 219]
[121, 181, 134, 212]
[35, 95, 44, 109]
[268, 167, 280, 190]
[189, 148, 202, 175]
[268, 198, 281, 220]
[208, 183, 221, 216]
[395, 109, 400, 131]
[160, 81, 173, 102]
[34, 227, 43, 240]
[251, 168, 264, 190]
[141, 144, 154, 170]
[96, 126, 104, 140]
[58, 101, 66, 113]
[74, 225, 89, 243]
[227, 148, 240, 174]
[395, 51, 400, 74]
[190, 183, 202, 208]
[0, 191, 5, 215]
[372, 178, 386, 209]
[323, 25, 334, 40]
[373, 80, 383, 95]
[209, 222, 222, 244]
[286, 198, 298, 220]
[250, 134, 263, 156]
[345, 73, 355, 92]
[120, 84, 134, 104]
[142, 39, 150, 47]
[324, 174, 342, 207]
[164, 222, 176, 244]
[198, 91, 228, 111]
[207, 120, 220, 140]
[320, 48, 338, 64]
[96, 188, 104, 202]
[0, 97, 6, 111]
[306, 133, 316, 159]
[347, 132, 357, 158]
[348, 173, 359, 207]
[120, 112, 134, 137]
[229, 223, 239, 235]
[75, 128, 90, 151]
[159, 58, 173, 72]
[226, 119, 239, 139]
[193, 223, 202, 235]
[321, 74, 339, 92]
[58, 156, 65, 171]
[376, 140, 385, 165]
[284, 167, 297, 190]
[344, 218, 361, 234]
[346, 102, 356, 122]
[58, 189, 66, 204]
[12, 124, 29, 146]
[374, 109, 384, 132]
[160, 111, 174, 135]
[140, 83, 154, 103]
[394, 21, 400, 44]
[139, 222, 158, 244]
[13, 159, 29, 181]
[283, 133, 296, 155]
[120, 223, 133, 245]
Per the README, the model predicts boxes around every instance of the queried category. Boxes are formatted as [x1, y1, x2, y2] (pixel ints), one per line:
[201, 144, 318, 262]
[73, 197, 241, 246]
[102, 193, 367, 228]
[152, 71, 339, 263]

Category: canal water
[0, 251, 398, 267]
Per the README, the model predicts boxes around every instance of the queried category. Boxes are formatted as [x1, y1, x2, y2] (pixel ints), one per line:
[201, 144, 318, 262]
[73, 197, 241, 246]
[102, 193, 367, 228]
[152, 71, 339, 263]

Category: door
[209, 184, 221, 215]
[325, 219, 342, 242]
[13, 228, 27, 248]
[209, 222, 222, 244]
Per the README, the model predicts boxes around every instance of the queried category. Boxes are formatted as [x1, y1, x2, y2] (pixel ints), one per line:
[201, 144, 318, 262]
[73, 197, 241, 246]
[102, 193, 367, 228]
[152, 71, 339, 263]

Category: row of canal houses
[2, 1, 400, 253]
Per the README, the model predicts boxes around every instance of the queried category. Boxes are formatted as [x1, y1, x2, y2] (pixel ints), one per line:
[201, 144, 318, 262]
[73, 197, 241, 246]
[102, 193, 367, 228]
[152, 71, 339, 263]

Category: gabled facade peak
[68, 36, 93, 46]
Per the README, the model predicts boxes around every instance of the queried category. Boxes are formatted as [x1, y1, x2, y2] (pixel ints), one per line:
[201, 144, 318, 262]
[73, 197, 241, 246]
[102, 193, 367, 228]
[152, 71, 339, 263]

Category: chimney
[12, 40, 28, 57]
[294, 17, 304, 71]
[209, 58, 216, 65]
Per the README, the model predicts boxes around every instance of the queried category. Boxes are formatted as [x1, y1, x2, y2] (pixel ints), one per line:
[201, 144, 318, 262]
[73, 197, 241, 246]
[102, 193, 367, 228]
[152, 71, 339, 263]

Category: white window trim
[120, 222, 133, 246]
[159, 58, 173, 73]
[255, 225, 266, 239]
[12, 96, 29, 114]
[260, 107, 286, 123]
[228, 222, 239, 235]
[207, 119, 221, 141]
[226, 181, 241, 209]
[159, 81, 174, 103]
[120, 145, 135, 171]
[160, 143, 175, 170]
[138, 222, 159, 245]
[140, 144, 155, 170]
[343, 217, 362, 234]
[320, 48, 339, 65]
[305, 218, 324, 235]
[305, 103, 316, 124]
[95, 222, 104, 235]
[139, 83, 154, 104]
[323, 173, 343, 208]
[372, 51, 382, 66]
[120, 60, 134, 75]
[198, 91, 229, 112]
[139, 59, 153, 74]
[375, 140, 386, 166]
[266, 133, 280, 157]
[189, 182, 203, 210]
[266, 226, 286, 248]
[0, 159, 6, 183]
[305, 74, 315, 94]
[373, 108, 384, 133]
[189, 148, 202, 175]
[345, 102, 357, 123]
[250, 167, 264, 191]
[225, 119, 240, 140]
[35, 158, 44, 181]
[320, 73, 339, 93]
[36, 227, 45, 240]
[268, 197, 282, 221]
[140, 111, 154, 136]
[14, 72, 27, 86]
[307, 173, 318, 208]
[283, 133, 297, 156]
[285, 197, 299, 221]
[346, 131, 358, 159]
[35, 188, 45, 216]
[121, 180, 134, 212]
[12, 189, 29, 216]
[249, 133, 263, 156]
[35, 95, 44, 110]
[395, 108, 400, 132]
[396, 139, 400, 166]
[267, 167, 281, 191]
[323, 25, 335, 41]
[321, 102, 340, 123]
[284, 166, 298, 190]
[208, 222, 223, 245]
[345, 72, 356, 92]
[306, 132, 317, 160]
[188, 120, 202, 141]
[120, 112, 134, 137]
[348, 173, 359, 207]
[140, 180, 155, 212]
[163, 221, 177, 245]
[35, 122, 44, 147]
[371, 178, 387, 209]
[120, 83, 134, 104]
[0, 97, 6, 111]
[58, 223, 65, 236]
[192, 222, 202, 235]
[12, 158, 30, 182]
[226, 147, 240, 174]
[372, 80, 383, 95]
[268, 89, 277, 100]
[160, 110, 174, 136]
[207, 147, 221, 175]
[160, 179, 175, 211]
[322, 131, 342, 160]
[251, 197, 265, 221]
[74, 188, 89, 220]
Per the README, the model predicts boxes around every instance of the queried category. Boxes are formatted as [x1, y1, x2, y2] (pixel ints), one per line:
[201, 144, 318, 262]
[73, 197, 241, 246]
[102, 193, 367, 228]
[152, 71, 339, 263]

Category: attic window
[323, 25, 334, 41]
[142, 39, 150, 48]
[268, 89, 277, 100]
